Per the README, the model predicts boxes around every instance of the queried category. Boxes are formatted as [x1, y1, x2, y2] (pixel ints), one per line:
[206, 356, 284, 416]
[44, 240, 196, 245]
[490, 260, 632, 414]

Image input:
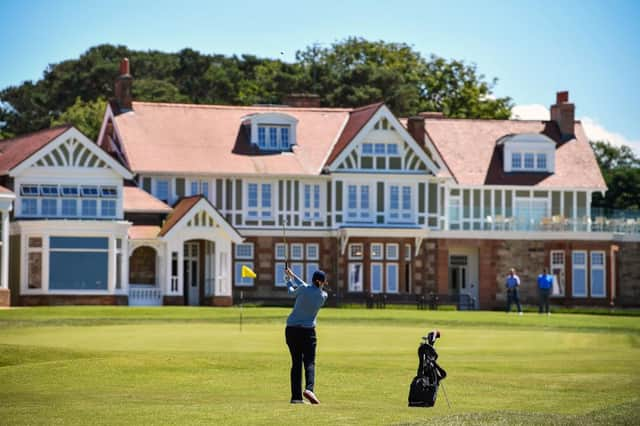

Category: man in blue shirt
[284, 266, 328, 404]
[537, 267, 553, 315]
[505, 268, 523, 315]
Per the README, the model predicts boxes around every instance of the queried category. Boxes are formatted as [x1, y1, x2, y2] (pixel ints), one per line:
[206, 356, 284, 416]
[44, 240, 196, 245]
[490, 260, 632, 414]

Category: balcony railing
[455, 208, 640, 233]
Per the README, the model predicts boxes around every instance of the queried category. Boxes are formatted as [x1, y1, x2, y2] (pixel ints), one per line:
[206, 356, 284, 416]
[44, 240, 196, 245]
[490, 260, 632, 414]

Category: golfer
[505, 268, 523, 315]
[284, 266, 328, 405]
[537, 267, 553, 315]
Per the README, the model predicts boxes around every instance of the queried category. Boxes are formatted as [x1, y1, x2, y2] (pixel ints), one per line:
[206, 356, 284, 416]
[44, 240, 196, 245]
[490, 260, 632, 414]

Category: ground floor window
[49, 237, 109, 290]
[27, 237, 43, 289]
[371, 263, 383, 293]
[572, 251, 587, 297]
[348, 262, 363, 292]
[590, 251, 606, 298]
[274, 242, 321, 287]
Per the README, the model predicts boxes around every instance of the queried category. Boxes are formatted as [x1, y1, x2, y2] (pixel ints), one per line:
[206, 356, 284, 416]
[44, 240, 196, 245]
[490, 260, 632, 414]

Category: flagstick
[240, 290, 243, 332]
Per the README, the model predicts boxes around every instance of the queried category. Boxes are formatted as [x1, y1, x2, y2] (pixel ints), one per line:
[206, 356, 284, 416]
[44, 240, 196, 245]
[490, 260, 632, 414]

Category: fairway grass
[0, 307, 638, 425]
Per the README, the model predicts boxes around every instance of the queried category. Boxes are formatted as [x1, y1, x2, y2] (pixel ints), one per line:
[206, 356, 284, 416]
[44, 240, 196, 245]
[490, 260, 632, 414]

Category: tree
[590, 140, 640, 211]
[51, 97, 106, 141]
[295, 37, 512, 117]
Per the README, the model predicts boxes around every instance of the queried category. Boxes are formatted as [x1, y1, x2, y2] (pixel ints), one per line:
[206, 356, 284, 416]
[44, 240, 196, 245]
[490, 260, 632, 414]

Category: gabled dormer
[501, 133, 556, 173]
[244, 112, 298, 152]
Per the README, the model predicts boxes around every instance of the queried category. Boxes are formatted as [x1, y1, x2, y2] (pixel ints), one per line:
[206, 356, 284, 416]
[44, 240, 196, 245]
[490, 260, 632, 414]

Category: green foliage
[51, 97, 106, 141]
[590, 140, 640, 210]
[1, 39, 513, 140]
[0, 307, 638, 425]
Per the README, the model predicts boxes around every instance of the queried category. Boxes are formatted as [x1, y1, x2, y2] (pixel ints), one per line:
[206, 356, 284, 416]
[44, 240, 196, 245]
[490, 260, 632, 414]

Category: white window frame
[345, 183, 373, 222]
[590, 251, 606, 298]
[386, 263, 399, 293]
[302, 183, 322, 221]
[388, 184, 413, 223]
[275, 243, 287, 260]
[274, 261, 287, 287]
[550, 250, 565, 297]
[370, 262, 383, 294]
[246, 182, 273, 219]
[290, 243, 304, 261]
[235, 243, 254, 260]
[189, 179, 210, 198]
[572, 250, 587, 297]
[385, 243, 399, 261]
[371, 243, 383, 260]
[26, 236, 43, 291]
[349, 243, 364, 260]
[449, 196, 462, 228]
[306, 243, 319, 261]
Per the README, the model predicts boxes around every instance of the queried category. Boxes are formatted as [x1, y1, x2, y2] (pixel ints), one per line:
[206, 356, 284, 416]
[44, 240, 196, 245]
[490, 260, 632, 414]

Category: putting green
[0, 307, 638, 425]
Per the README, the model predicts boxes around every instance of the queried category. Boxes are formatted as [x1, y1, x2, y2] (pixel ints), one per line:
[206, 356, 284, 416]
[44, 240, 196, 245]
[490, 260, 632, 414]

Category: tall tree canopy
[591, 140, 640, 211]
[1, 38, 512, 140]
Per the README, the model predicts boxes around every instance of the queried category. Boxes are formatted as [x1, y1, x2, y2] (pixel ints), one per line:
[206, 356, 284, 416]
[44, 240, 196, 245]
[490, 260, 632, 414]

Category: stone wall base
[0, 288, 9, 307]
[163, 296, 185, 305]
[19, 295, 128, 306]
[210, 296, 233, 306]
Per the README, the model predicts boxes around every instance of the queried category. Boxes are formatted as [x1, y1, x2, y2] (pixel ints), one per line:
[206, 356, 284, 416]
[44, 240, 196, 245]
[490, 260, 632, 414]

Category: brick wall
[19, 295, 128, 306]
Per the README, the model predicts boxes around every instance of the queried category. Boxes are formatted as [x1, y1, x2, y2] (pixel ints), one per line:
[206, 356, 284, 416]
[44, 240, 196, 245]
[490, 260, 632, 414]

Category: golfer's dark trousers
[506, 288, 522, 312]
[285, 326, 317, 401]
[538, 288, 551, 313]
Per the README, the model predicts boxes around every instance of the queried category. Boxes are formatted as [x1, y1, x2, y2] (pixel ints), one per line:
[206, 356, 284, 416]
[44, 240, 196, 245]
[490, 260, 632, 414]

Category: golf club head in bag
[408, 329, 447, 407]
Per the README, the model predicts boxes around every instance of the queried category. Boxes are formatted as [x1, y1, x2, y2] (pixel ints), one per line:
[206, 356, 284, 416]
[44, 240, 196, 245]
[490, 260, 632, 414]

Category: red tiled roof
[123, 186, 172, 213]
[0, 185, 14, 195]
[424, 119, 606, 189]
[324, 102, 384, 165]
[158, 195, 202, 237]
[0, 125, 72, 174]
[114, 102, 352, 176]
[128, 225, 161, 240]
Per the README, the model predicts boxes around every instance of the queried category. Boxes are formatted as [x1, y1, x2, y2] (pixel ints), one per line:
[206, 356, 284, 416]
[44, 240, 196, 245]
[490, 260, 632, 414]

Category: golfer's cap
[312, 270, 326, 283]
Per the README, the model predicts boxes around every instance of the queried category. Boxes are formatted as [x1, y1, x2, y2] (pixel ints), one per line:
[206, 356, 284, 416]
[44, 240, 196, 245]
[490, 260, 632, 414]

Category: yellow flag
[241, 264, 257, 279]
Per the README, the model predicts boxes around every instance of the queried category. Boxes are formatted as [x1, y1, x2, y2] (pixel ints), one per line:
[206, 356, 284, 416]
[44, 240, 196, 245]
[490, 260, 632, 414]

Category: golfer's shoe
[290, 399, 304, 404]
[303, 389, 320, 404]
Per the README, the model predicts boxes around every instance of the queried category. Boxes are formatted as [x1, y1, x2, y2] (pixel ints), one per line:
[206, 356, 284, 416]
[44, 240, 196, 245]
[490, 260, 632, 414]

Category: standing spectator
[537, 267, 553, 315]
[505, 268, 523, 315]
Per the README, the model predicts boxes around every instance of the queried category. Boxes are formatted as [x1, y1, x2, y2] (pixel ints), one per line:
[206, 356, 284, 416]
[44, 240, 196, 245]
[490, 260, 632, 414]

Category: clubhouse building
[0, 59, 638, 309]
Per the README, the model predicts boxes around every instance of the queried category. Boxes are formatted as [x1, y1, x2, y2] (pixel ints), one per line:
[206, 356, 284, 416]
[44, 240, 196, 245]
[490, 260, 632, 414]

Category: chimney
[114, 58, 133, 111]
[283, 93, 321, 108]
[550, 91, 575, 140]
[407, 116, 425, 146]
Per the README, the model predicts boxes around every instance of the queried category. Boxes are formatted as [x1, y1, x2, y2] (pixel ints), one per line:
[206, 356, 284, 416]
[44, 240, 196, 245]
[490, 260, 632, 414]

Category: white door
[184, 242, 200, 306]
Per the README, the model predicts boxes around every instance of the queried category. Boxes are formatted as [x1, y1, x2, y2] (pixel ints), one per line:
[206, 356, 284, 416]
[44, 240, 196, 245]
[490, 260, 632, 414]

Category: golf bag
[408, 330, 447, 407]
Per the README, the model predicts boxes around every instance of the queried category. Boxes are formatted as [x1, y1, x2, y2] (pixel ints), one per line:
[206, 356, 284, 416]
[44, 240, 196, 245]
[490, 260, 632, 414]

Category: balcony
[449, 208, 640, 234]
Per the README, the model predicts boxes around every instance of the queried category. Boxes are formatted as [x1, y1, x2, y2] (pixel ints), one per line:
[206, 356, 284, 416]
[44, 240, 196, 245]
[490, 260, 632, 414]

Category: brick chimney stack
[114, 58, 133, 111]
[550, 91, 575, 140]
[283, 93, 321, 108]
[407, 116, 425, 146]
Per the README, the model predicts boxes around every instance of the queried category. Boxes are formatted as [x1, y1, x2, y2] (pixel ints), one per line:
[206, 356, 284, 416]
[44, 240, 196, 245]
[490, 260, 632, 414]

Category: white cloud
[511, 104, 640, 155]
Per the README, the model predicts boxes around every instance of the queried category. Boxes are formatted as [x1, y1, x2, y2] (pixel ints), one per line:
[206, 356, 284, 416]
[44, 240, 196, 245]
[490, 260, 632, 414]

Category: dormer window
[360, 143, 402, 170]
[501, 133, 556, 173]
[245, 112, 298, 153]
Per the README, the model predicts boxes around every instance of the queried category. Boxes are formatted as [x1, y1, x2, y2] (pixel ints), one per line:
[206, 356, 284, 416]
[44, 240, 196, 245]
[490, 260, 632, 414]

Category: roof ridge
[132, 101, 352, 112]
[0, 124, 72, 145]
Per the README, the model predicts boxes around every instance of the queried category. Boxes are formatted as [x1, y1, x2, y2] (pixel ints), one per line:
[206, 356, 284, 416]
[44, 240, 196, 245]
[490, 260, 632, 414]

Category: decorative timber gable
[9, 127, 133, 179]
[328, 105, 442, 175]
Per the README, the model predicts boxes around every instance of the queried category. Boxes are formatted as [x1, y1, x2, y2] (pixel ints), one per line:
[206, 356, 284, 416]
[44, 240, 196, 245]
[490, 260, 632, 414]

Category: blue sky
[1, 0, 639, 150]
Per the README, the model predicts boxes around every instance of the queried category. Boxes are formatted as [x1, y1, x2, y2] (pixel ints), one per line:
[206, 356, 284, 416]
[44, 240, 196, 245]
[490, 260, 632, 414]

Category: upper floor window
[502, 133, 555, 173]
[247, 183, 272, 219]
[18, 183, 119, 218]
[257, 125, 291, 151]
[246, 112, 298, 153]
[346, 184, 371, 222]
[303, 184, 321, 220]
[361, 143, 402, 170]
[389, 184, 412, 222]
[155, 179, 169, 203]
